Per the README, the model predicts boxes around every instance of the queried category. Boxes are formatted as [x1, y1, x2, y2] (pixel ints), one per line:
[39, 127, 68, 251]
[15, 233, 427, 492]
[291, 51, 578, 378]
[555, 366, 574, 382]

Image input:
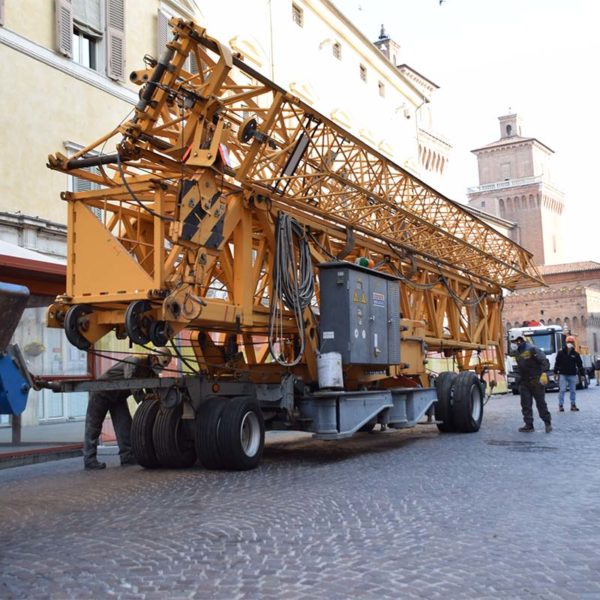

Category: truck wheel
[131, 398, 161, 469]
[219, 396, 265, 471]
[152, 404, 196, 468]
[512, 386, 520, 395]
[452, 371, 484, 433]
[434, 372, 457, 432]
[195, 397, 227, 470]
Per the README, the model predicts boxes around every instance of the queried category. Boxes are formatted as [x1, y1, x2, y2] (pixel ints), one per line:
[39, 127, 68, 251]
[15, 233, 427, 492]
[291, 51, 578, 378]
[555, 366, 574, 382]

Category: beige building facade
[467, 113, 565, 265]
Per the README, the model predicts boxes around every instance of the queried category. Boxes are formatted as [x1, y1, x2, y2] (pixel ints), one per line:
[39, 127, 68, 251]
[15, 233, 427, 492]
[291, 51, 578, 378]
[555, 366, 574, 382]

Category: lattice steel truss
[46, 19, 543, 383]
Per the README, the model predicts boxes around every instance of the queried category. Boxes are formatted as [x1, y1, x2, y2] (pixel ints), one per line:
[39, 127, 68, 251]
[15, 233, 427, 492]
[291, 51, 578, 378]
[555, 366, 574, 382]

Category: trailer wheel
[131, 398, 161, 469]
[195, 397, 227, 470]
[219, 396, 265, 471]
[451, 371, 484, 433]
[434, 372, 457, 432]
[152, 404, 196, 468]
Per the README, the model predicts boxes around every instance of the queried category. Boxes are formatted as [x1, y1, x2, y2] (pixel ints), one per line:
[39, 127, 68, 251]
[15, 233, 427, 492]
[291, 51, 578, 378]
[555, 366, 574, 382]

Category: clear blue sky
[333, 0, 600, 262]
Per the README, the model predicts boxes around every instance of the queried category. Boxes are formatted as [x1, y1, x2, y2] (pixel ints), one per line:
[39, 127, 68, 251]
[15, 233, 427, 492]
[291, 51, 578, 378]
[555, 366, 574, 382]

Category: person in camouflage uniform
[83, 349, 172, 470]
[512, 335, 552, 433]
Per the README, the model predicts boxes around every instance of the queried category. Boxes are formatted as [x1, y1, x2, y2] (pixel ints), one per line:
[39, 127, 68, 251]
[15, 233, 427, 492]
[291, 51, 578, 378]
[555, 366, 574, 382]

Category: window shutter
[55, 0, 73, 58]
[106, 0, 125, 81]
[157, 9, 169, 58]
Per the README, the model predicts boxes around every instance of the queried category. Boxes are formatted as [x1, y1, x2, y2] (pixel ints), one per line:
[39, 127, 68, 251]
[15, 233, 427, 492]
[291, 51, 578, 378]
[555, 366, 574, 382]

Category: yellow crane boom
[46, 19, 542, 384]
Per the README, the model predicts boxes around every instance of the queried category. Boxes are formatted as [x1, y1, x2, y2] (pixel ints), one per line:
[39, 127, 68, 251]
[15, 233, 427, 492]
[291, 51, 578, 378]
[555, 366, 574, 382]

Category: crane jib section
[45, 19, 543, 379]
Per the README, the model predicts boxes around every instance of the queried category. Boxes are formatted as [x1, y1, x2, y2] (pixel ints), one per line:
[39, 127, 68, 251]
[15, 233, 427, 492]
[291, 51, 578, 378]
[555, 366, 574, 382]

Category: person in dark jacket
[83, 349, 172, 470]
[512, 335, 552, 433]
[554, 335, 583, 412]
[593, 355, 600, 386]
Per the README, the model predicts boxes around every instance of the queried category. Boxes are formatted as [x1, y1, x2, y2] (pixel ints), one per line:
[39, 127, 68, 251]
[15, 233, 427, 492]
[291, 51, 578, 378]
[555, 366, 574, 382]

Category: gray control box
[318, 262, 400, 366]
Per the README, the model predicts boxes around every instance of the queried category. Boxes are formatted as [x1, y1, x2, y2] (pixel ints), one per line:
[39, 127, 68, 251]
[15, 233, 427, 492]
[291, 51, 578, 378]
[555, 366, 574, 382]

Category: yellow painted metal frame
[46, 19, 543, 385]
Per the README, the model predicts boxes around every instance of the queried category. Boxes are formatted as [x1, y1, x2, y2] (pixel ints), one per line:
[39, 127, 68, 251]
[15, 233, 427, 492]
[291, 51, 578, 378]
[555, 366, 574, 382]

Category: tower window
[378, 81, 385, 97]
[333, 42, 341, 60]
[292, 3, 303, 27]
[359, 64, 367, 82]
[506, 124, 512, 136]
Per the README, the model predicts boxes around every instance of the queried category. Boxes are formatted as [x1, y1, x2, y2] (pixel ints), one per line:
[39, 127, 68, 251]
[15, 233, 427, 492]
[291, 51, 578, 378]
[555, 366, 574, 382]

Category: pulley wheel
[125, 300, 152, 345]
[149, 320, 171, 346]
[238, 116, 258, 144]
[63, 304, 93, 350]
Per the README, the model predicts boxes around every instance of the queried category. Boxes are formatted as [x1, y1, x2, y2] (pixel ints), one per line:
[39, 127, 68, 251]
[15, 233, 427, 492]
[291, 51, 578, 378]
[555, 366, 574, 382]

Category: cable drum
[268, 213, 315, 366]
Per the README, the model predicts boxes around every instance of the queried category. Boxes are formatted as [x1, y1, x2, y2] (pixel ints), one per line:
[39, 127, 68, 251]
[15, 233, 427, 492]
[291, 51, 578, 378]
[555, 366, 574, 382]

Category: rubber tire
[195, 397, 227, 470]
[434, 372, 457, 433]
[218, 396, 265, 471]
[131, 398, 161, 469]
[152, 404, 197, 468]
[452, 371, 484, 433]
[511, 386, 519, 395]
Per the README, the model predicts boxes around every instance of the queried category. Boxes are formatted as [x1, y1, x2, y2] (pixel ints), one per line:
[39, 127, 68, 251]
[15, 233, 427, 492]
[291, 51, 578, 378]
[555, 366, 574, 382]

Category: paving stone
[2, 390, 600, 598]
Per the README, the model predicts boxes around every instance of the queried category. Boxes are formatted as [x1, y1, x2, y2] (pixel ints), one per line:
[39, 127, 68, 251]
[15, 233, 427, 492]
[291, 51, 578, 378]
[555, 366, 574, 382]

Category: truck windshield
[529, 333, 556, 355]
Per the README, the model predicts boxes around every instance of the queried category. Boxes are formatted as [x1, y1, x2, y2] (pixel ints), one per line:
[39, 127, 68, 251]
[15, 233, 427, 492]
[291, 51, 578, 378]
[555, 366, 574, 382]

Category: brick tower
[467, 113, 565, 265]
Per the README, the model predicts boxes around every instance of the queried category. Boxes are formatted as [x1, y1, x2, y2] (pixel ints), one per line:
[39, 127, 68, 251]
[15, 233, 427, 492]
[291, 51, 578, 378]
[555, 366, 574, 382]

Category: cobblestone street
[1, 388, 600, 599]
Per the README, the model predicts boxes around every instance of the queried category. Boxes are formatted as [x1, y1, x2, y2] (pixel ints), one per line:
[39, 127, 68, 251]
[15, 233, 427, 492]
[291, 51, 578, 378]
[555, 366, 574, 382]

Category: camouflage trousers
[83, 392, 134, 466]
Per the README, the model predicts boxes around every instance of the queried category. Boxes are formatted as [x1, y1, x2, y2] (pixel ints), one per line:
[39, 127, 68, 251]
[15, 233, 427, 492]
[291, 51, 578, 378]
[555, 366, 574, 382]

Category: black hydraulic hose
[134, 46, 176, 113]
[66, 153, 120, 170]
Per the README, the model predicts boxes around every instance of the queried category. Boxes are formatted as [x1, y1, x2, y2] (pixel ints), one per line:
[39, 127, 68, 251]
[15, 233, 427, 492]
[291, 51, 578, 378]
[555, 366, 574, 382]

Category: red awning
[0, 240, 66, 297]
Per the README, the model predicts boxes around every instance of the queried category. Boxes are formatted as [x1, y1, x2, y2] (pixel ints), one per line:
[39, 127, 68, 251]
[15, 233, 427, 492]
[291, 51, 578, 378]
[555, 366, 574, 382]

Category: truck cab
[506, 324, 564, 393]
[506, 323, 591, 393]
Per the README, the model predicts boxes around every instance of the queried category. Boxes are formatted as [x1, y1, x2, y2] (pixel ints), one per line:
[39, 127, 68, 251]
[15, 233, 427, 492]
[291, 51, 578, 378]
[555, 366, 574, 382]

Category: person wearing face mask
[512, 336, 552, 433]
[554, 336, 583, 412]
[83, 348, 172, 470]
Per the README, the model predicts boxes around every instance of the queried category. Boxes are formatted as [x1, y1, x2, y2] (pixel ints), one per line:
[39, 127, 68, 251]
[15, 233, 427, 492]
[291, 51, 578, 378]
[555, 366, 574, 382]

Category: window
[71, 0, 102, 71]
[360, 64, 367, 83]
[65, 142, 103, 221]
[333, 42, 341, 60]
[378, 80, 385, 97]
[73, 28, 97, 69]
[292, 3, 303, 27]
[55, 0, 126, 81]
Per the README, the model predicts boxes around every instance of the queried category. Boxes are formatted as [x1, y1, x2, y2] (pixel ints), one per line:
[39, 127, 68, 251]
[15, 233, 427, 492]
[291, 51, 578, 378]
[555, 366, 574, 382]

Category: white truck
[506, 323, 590, 393]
